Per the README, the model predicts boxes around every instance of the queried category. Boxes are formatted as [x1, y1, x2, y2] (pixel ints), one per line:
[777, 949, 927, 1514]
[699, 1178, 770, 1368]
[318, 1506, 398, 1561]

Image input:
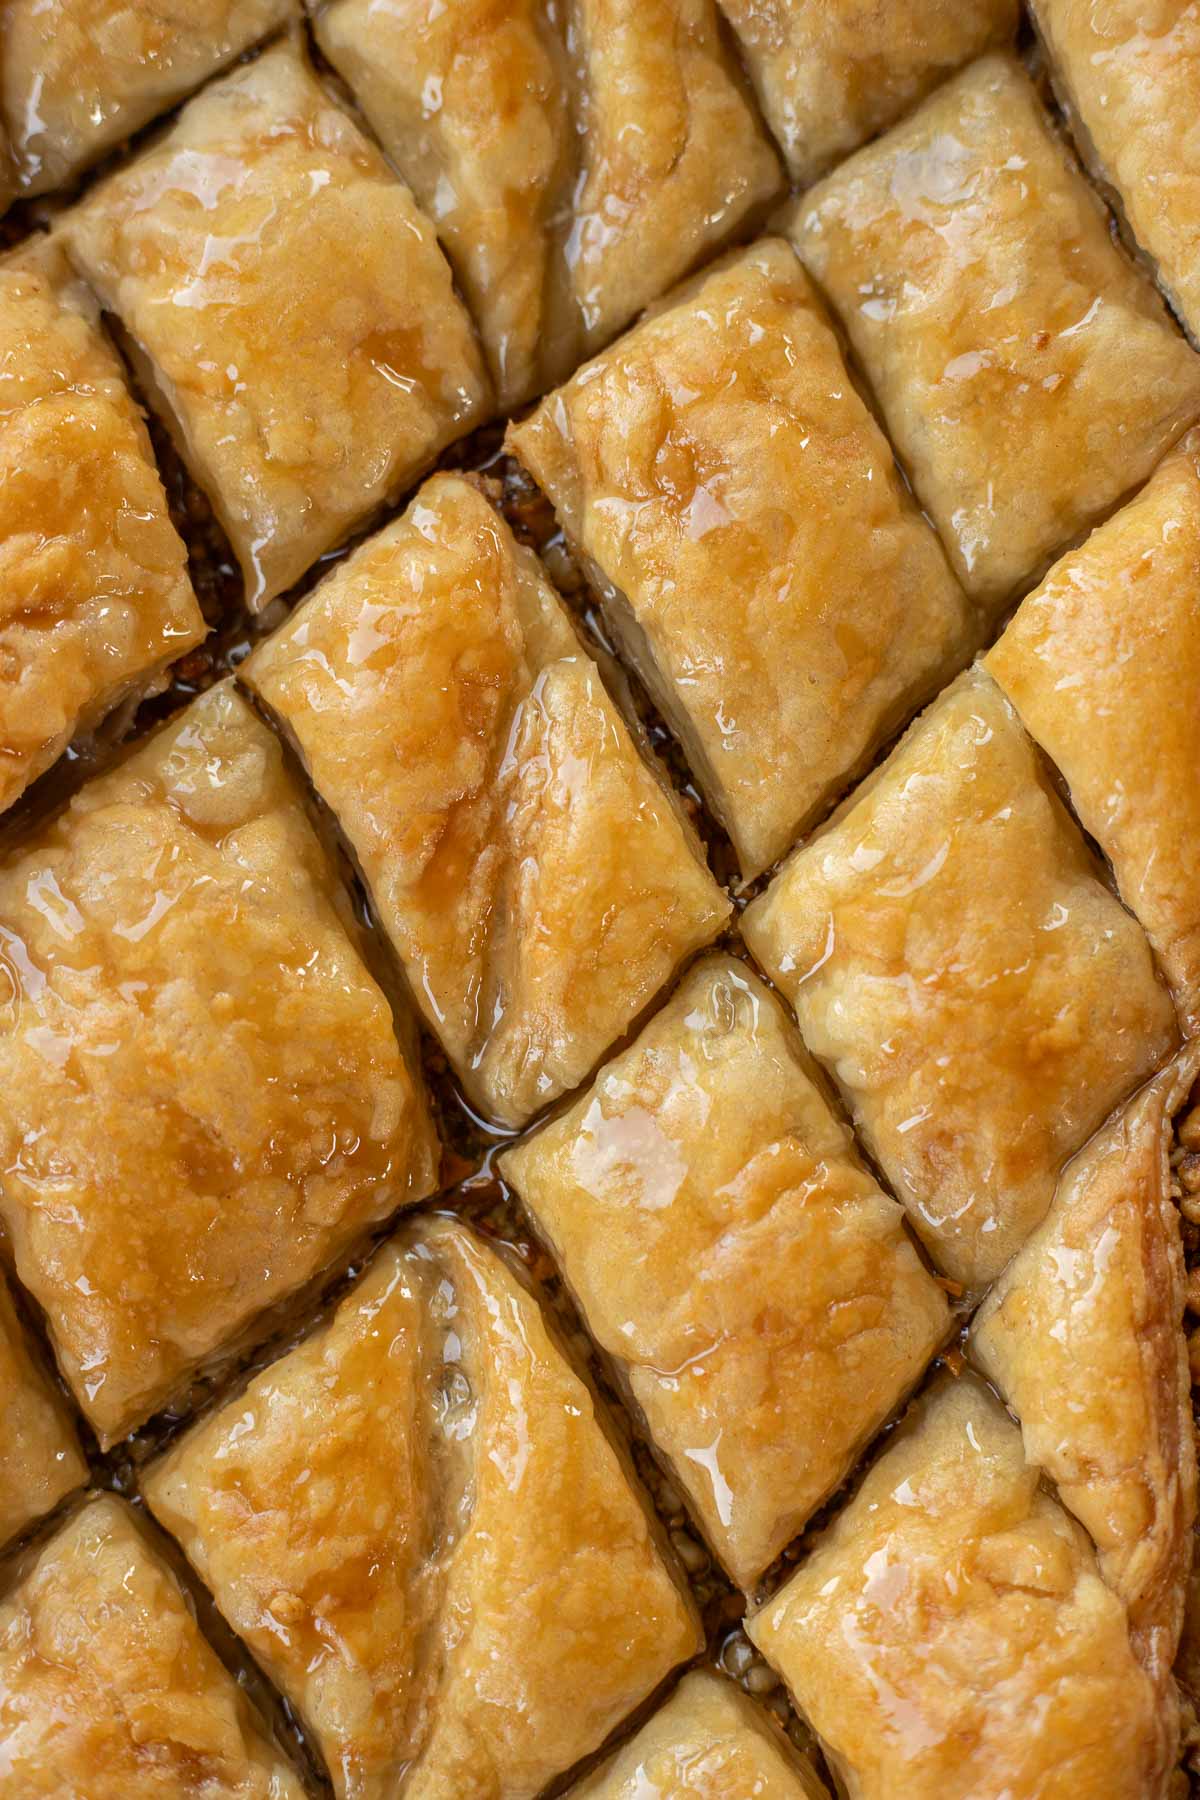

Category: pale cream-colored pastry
[314, 0, 780, 405]
[0, 0, 294, 196]
[748, 1375, 1172, 1800]
[0, 680, 437, 1447]
[0, 1271, 86, 1549]
[742, 668, 1177, 1291]
[63, 41, 489, 608]
[986, 429, 1200, 1025]
[569, 1670, 829, 1798]
[790, 53, 1200, 611]
[715, 0, 1018, 185]
[972, 1046, 1200, 1688]
[0, 1494, 305, 1799]
[0, 236, 204, 815]
[145, 1217, 702, 1800]
[243, 473, 729, 1129]
[503, 953, 949, 1588]
[506, 241, 974, 881]
[1032, 0, 1200, 344]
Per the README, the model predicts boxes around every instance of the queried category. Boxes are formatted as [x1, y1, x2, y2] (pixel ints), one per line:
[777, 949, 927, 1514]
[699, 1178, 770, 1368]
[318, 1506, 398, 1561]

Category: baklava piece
[1032, 0, 1200, 344]
[0, 0, 293, 197]
[145, 1217, 702, 1800]
[569, 1669, 828, 1797]
[507, 241, 974, 882]
[503, 953, 949, 1588]
[0, 1271, 86, 1550]
[747, 1376, 1171, 1799]
[312, 0, 781, 405]
[716, 0, 1017, 186]
[986, 429, 1200, 1025]
[0, 237, 204, 815]
[790, 53, 1200, 612]
[0, 680, 437, 1447]
[742, 668, 1177, 1290]
[63, 41, 489, 607]
[243, 473, 729, 1129]
[0, 1494, 304, 1798]
[972, 1047, 1200, 1685]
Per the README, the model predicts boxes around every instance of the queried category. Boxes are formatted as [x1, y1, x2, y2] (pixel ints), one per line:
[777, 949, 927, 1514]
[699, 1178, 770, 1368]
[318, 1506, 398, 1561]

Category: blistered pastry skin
[62, 41, 490, 608]
[145, 1217, 702, 1800]
[716, 0, 1018, 186]
[569, 1670, 829, 1798]
[563, 0, 781, 367]
[315, 0, 780, 405]
[0, 680, 437, 1446]
[314, 0, 571, 408]
[972, 1047, 1200, 1686]
[986, 429, 1200, 1025]
[790, 53, 1200, 610]
[506, 241, 974, 882]
[503, 953, 949, 1588]
[742, 667, 1178, 1291]
[0, 1272, 86, 1549]
[0, 237, 204, 816]
[1032, 0, 1200, 344]
[244, 473, 730, 1129]
[748, 1376, 1171, 1800]
[0, 1494, 305, 1798]
[0, 0, 294, 196]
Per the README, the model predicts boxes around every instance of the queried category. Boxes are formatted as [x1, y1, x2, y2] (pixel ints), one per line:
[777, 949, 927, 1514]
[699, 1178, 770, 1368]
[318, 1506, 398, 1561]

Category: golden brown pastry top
[0, 1494, 305, 1799]
[63, 40, 489, 607]
[1032, 0, 1200, 343]
[145, 1217, 701, 1800]
[743, 667, 1178, 1290]
[315, 0, 779, 406]
[0, 0, 293, 196]
[0, 236, 203, 815]
[244, 473, 729, 1128]
[0, 680, 437, 1446]
[790, 52, 1200, 609]
[986, 428, 1200, 1025]
[716, 0, 1018, 185]
[504, 953, 948, 1588]
[507, 239, 973, 881]
[0, 1270, 86, 1550]
[570, 1670, 829, 1797]
[748, 1376, 1172, 1800]
[972, 1046, 1200, 1686]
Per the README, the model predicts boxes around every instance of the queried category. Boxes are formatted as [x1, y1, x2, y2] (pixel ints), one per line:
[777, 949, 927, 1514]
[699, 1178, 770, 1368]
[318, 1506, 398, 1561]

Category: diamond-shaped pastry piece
[771, 1377, 1175, 1790]
[506, 240, 975, 882]
[0, 1494, 305, 1799]
[145, 1216, 702, 1800]
[742, 667, 1177, 1290]
[747, 1375, 1171, 1799]
[986, 429, 1200, 1026]
[243, 472, 730, 1129]
[1031, 0, 1200, 345]
[0, 1270, 86, 1550]
[503, 952, 949, 1588]
[569, 1669, 829, 1797]
[0, 680, 438, 1447]
[314, 0, 781, 406]
[0, 236, 204, 815]
[789, 53, 1200, 611]
[62, 40, 490, 608]
[972, 1046, 1200, 1683]
[715, 0, 1017, 186]
[0, 0, 293, 196]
